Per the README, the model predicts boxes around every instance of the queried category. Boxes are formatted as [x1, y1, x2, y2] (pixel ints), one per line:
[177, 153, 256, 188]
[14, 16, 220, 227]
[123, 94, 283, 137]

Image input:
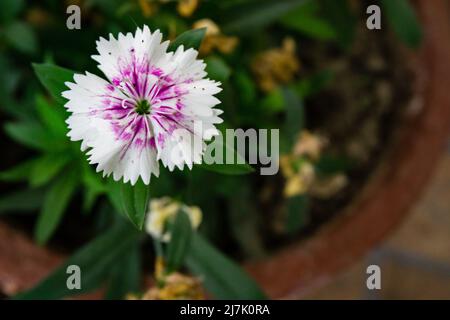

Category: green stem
[153, 238, 164, 258]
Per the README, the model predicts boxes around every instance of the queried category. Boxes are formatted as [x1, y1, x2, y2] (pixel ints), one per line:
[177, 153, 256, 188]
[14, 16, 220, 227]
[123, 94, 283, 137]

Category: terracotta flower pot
[0, 0, 449, 299]
[244, 0, 450, 299]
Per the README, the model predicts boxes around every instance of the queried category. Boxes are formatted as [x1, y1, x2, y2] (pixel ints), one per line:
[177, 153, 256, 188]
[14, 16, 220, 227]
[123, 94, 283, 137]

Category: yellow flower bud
[177, 0, 199, 17]
[138, 0, 158, 17]
[294, 130, 328, 160]
[251, 37, 300, 92]
[142, 273, 204, 300]
[145, 197, 203, 242]
[283, 161, 315, 198]
[192, 19, 239, 56]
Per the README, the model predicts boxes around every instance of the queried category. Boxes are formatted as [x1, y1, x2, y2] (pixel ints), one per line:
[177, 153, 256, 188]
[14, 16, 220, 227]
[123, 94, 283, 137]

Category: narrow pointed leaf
[166, 210, 192, 273]
[17, 222, 141, 299]
[282, 87, 304, 152]
[168, 28, 206, 51]
[105, 244, 141, 299]
[4, 121, 54, 150]
[381, 0, 422, 48]
[185, 233, 267, 299]
[0, 189, 44, 214]
[0, 160, 37, 182]
[223, 0, 307, 34]
[120, 180, 150, 230]
[200, 138, 255, 175]
[4, 22, 37, 54]
[35, 95, 68, 137]
[34, 170, 78, 245]
[29, 154, 70, 187]
[32, 63, 76, 104]
[205, 56, 231, 82]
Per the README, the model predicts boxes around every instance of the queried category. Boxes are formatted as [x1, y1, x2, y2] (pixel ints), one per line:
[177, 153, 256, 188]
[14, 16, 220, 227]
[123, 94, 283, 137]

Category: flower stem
[153, 237, 164, 258]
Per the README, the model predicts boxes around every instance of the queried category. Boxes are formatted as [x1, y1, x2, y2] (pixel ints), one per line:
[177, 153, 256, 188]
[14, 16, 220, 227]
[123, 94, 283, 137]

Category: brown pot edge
[244, 0, 450, 299]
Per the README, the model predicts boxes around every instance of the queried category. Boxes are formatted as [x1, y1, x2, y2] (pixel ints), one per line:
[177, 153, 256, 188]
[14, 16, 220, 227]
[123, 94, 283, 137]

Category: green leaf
[294, 70, 334, 98]
[29, 154, 71, 187]
[228, 181, 265, 258]
[35, 95, 68, 137]
[200, 137, 255, 175]
[4, 21, 38, 54]
[82, 187, 101, 213]
[165, 210, 193, 273]
[0, 160, 37, 182]
[0, 189, 44, 215]
[82, 165, 107, 212]
[283, 15, 336, 41]
[32, 63, 76, 104]
[381, 0, 422, 48]
[223, 0, 307, 34]
[34, 171, 78, 245]
[107, 178, 125, 216]
[0, 0, 24, 23]
[280, 1, 336, 40]
[314, 154, 353, 176]
[83, 165, 106, 194]
[234, 71, 257, 107]
[0, 55, 20, 104]
[120, 180, 150, 230]
[186, 233, 267, 299]
[282, 88, 304, 151]
[260, 88, 285, 113]
[168, 28, 206, 52]
[4, 121, 54, 151]
[205, 56, 231, 83]
[16, 222, 141, 299]
[319, 0, 356, 49]
[105, 244, 141, 299]
[285, 195, 309, 235]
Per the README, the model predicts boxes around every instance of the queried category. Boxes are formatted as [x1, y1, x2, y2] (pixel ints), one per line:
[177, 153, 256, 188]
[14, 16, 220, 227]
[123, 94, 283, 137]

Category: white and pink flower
[63, 26, 223, 185]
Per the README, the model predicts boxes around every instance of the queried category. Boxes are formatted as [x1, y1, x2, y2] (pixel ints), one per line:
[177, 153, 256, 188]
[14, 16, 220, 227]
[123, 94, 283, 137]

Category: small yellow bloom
[126, 293, 139, 300]
[283, 161, 315, 198]
[192, 19, 239, 56]
[154, 256, 166, 282]
[177, 0, 199, 17]
[128, 257, 204, 300]
[293, 130, 328, 160]
[138, 0, 158, 17]
[280, 154, 295, 178]
[145, 197, 203, 242]
[187, 205, 202, 229]
[214, 36, 239, 54]
[251, 37, 300, 92]
[142, 272, 204, 300]
[193, 19, 220, 36]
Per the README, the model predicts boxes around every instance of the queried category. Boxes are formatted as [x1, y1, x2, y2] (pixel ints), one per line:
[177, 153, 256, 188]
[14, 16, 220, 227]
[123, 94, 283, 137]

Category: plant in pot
[0, 0, 449, 299]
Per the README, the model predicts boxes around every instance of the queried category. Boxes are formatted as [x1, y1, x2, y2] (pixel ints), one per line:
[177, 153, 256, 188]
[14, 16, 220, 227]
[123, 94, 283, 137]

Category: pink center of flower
[99, 51, 189, 151]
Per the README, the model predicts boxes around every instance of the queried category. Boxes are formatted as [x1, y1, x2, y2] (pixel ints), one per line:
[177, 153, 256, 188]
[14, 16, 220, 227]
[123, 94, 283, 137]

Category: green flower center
[135, 99, 151, 115]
